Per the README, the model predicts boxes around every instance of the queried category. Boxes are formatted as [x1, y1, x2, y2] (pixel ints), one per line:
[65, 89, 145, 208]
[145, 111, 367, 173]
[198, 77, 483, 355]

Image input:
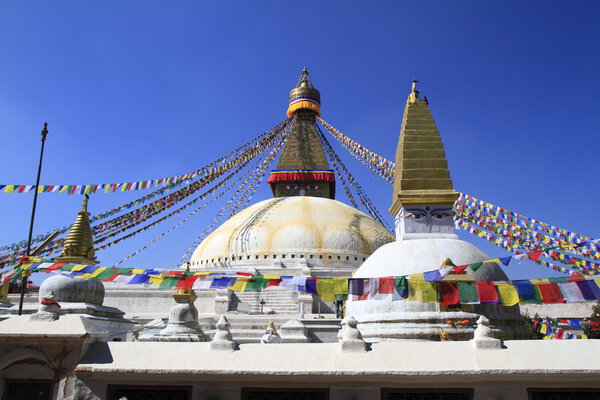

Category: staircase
[229, 286, 299, 314]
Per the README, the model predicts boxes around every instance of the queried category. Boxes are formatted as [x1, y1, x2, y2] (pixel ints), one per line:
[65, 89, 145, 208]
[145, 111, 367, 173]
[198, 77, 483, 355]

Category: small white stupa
[346, 81, 528, 342]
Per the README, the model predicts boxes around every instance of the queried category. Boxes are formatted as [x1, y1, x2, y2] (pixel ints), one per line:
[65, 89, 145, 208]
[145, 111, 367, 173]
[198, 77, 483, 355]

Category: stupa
[346, 81, 528, 341]
[187, 68, 394, 314]
[26, 196, 133, 339]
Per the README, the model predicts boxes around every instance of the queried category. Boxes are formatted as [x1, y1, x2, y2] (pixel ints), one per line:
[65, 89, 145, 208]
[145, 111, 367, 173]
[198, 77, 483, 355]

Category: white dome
[190, 197, 394, 265]
[354, 238, 509, 281]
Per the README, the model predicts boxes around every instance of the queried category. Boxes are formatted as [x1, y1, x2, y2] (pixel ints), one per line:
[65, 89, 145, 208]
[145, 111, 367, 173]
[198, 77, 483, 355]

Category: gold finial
[173, 262, 196, 301]
[267, 321, 275, 330]
[82, 194, 89, 212]
[56, 195, 98, 265]
[389, 79, 458, 215]
[408, 79, 419, 103]
[441, 258, 456, 268]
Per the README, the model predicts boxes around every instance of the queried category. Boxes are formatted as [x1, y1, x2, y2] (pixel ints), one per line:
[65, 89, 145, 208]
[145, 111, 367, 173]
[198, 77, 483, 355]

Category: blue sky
[1, 1, 599, 283]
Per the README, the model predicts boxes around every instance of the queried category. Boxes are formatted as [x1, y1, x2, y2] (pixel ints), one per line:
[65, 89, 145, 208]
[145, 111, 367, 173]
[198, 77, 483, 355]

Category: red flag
[175, 276, 198, 291]
[537, 283, 565, 304]
[100, 273, 120, 282]
[378, 277, 395, 294]
[46, 262, 67, 272]
[267, 279, 281, 287]
[528, 251, 544, 262]
[453, 265, 468, 275]
[439, 282, 459, 305]
[475, 281, 498, 303]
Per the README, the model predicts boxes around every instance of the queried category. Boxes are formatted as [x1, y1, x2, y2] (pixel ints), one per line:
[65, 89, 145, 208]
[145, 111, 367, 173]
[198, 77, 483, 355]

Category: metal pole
[18, 123, 48, 315]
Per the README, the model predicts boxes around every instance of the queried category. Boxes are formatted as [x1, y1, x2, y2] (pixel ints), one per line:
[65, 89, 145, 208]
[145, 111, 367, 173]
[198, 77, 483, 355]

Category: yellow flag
[333, 278, 348, 294]
[540, 323, 547, 334]
[149, 275, 164, 286]
[90, 267, 107, 278]
[407, 280, 437, 302]
[0, 283, 9, 302]
[531, 279, 549, 285]
[497, 284, 519, 306]
[70, 264, 88, 272]
[132, 268, 145, 275]
[228, 278, 248, 292]
[317, 279, 334, 302]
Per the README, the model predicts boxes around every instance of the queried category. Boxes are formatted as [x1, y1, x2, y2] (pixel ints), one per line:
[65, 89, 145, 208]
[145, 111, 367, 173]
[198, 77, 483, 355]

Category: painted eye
[307, 185, 319, 190]
[285, 185, 298, 190]
[431, 213, 450, 220]
[407, 213, 426, 220]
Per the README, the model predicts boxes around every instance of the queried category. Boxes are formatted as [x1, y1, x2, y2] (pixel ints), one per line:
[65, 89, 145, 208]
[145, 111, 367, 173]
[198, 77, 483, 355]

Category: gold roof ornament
[287, 67, 321, 117]
[269, 68, 335, 199]
[174, 262, 197, 302]
[56, 195, 98, 265]
[389, 80, 459, 216]
[440, 257, 456, 268]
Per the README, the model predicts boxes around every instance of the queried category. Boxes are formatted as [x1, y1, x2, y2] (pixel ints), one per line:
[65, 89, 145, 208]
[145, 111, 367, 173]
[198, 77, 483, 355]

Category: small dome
[354, 238, 509, 281]
[190, 197, 393, 265]
[39, 274, 105, 305]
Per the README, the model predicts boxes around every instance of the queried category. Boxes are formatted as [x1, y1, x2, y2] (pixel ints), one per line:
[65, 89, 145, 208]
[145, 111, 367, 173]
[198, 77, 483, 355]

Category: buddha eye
[286, 185, 298, 190]
[431, 212, 450, 220]
[407, 212, 426, 220]
[307, 185, 319, 190]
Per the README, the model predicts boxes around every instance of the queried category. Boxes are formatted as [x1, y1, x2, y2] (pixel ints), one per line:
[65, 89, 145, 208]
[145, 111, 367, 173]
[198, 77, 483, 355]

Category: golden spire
[268, 69, 335, 199]
[56, 195, 98, 265]
[389, 81, 458, 216]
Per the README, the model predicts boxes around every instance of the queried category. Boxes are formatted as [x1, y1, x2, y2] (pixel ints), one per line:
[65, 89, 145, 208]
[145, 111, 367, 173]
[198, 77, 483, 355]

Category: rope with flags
[178, 118, 296, 264]
[316, 123, 392, 232]
[0, 119, 291, 195]
[112, 124, 292, 266]
[318, 117, 394, 183]
[0, 119, 292, 268]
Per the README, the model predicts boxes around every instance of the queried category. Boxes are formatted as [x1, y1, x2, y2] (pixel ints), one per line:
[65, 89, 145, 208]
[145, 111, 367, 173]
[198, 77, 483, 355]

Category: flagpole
[18, 123, 48, 315]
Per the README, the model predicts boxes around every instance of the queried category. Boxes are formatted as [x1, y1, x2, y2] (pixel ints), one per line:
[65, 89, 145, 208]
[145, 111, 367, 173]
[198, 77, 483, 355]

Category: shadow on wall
[227, 198, 286, 256]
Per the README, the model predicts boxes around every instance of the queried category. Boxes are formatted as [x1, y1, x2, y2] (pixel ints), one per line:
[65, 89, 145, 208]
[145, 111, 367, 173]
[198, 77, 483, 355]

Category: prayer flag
[228, 278, 248, 292]
[378, 277, 395, 294]
[424, 270, 442, 282]
[576, 280, 600, 300]
[245, 278, 267, 291]
[468, 262, 483, 271]
[537, 283, 565, 304]
[558, 282, 585, 302]
[333, 278, 349, 294]
[513, 280, 539, 304]
[316, 279, 334, 302]
[497, 283, 519, 306]
[453, 265, 468, 275]
[528, 251, 544, 262]
[475, 281, 498, 303]
[210, 277, 233, 289]
[439, 282, 459, 305]
[499, 256, 512, 266]
[457, 281, 479, 304]
[174, 276, 198, 290]
[128, 272, 151, 285]
[159, 276, 179, 289]
[192, 278, 212, 290]
[394, 277, 408, 299]
[305, 278, 317, 294]
[408, 280, 437, 303]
